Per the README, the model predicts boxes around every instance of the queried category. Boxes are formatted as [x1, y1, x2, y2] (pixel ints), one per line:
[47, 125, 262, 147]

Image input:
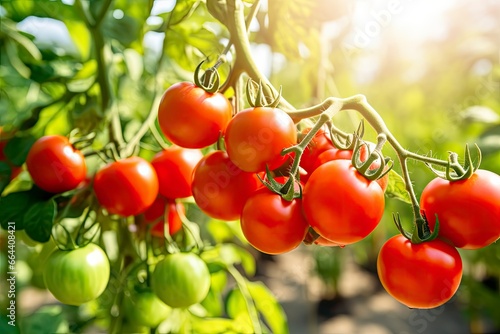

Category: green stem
[227, 265, 263, 334]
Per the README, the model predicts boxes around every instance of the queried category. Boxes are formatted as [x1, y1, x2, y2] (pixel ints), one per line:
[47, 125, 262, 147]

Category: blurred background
[1, 0, 500, 333]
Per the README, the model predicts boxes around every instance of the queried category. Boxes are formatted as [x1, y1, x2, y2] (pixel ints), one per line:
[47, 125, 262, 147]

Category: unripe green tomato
[123, 289, 171, 328]
[152, 252, 210, 308]
[43, 243, 110, 306]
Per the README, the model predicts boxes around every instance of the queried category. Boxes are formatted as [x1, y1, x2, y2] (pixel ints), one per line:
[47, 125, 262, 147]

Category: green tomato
[123, 289, 171, 328]
[152, 252, 210, 308]
[43, 243, 110, 306]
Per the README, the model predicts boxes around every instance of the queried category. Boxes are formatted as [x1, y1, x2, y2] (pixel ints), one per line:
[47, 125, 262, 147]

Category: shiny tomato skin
[303, 159, 384, 245]
[192, 151, 261, 221]
[158, 82, 232, 148]
[143, 196, 168, 224]
[241, 187, 309, 255]
[224, 107, 297, 173]
[94, 157, 159, 217]
[26, 135, 86, 193]
[420, 169, 500, 249]
[43, 243, 110, 306]
[150, 200, 185, 237]
[152, 252, 211, 308]
[377, 235, 462, 309]
[151, 146, 203, 199]
[299, 128, 335, 174]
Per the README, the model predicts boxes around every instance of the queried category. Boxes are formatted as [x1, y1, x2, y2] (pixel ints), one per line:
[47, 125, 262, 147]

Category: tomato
[314, 236, 342, 247]
[94, 156, 159, 216]
[299, 128, 335, 174]
[150, 200, 185, 238]
[158, 82, 232, 148]
[420, 169, 500, 249]
[151, 146, 203, 199]
[0, 140, 22, 180]
[240, 185, 309, 255]
[143, 196, 168, 225]
[152, 252, 211, 308]
[224, 107, 297, 172]
[123, 289, 171, 328]
[43, 243, 110, 306]
[377, 235, 462, 309]
[26, 135, 86, 193]
[192, 151, 261, 221]
[303, 159, 384, 245]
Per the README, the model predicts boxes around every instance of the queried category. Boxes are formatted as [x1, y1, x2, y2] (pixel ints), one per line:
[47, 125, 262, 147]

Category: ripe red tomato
[377, 235, 462, 309]
[240, 186, 309, 255]
[26, 135, 86, 193]
[420, 169, 500, 249]
[93, 156, 158, 216]
[299, 128, 335, 173]
[192, 151, 261, 221]
[0, 140, 22, 180]
[143, 195, 167, 224]
[224, 107, 297, 173]
[151, 146, 203, 199]
[150, 200, 185, 238]
[303, 159, 384, 245]
[158, 82, 232, 148]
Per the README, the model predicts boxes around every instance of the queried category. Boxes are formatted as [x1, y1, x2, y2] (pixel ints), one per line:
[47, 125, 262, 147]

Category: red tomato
[26, 135, 86, 193]
[0, 140, 22, 180]
[299, 128, 335, 173]
[158, 82, 232, 148]
[143, 196, 168, 224]
[314, 236, 342, 247]
[224, 107, 297, 173]
[303, 160, 384, 245]
[377, 235, 462, 309]
[420, 169, 500, 249]
[240, 186, 309, 255]
[151, 146, 203, 199]
[151, 200, 185, 237]
[192, 151, 261, 221]
[93, 157, 158, 216]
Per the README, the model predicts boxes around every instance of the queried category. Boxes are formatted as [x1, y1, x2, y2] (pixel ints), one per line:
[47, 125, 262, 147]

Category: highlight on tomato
[420, 169, 500, 249]
[43, 243, 110, 306]
[158, 82, 232, 149]
[151, 146, 203, 199]
[377, 234, 463, 309]
[93, 156, 159, 217]
[191, 150, 261, 221]
[26, 135, 87, 193]
[224, 107, 297, 173]
[303, 159, 385, 245]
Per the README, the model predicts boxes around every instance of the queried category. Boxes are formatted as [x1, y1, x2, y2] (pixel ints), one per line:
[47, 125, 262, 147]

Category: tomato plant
[241, 185, 309, 254]
[224, 107, 297, 172]
[151, 146, 203, 199]
[93, 156, 159, 217]
[158, 82, 232, 149]
[303, 159, 385, 245]
[192, 150, 261, 221]
[420, 169, 500, 249]
[377, 235, 463, 309]
[152, 252, 211, 309]
[43, 243, 110, 306]
[26, 135, 86, 193]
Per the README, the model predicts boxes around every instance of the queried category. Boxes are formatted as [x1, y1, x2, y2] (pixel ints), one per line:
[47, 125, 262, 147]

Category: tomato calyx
[246, 79, 282, 108]
[68, 128, 97, 151]
[425, 144, 482, 181]
[352, 134, 392, 182]
[259, 167, 302, 201]
[194, 60, 221, 94]
[393, 211, 440, 244]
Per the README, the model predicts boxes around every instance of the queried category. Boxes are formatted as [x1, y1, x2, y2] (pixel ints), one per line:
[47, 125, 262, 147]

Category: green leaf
[24, 199, 57, 243]
[0, 314, 20, 334]
[0, 162, 12, 194]
[219, 244, 256, 276]
[65, 20, 91, 60]
[190, 315, 237, 334]
[0, 189, 47, 230]
[4, 135, 36, 166]
[247, 281, 289, 334]
[20, 305, 69, 334]
[200, 289, 224, 317]
[477, 124, 500, 156]
[385, 169, 412, 203]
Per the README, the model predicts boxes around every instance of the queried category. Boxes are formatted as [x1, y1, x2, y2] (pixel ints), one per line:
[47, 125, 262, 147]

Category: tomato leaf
[190, 315, 236, 334]
[4, 134, 36, 166]
[19, 305, 69, 334]
[0, 162, 12, 194]
[0, 189, 48, 230]
[24, 199, 57, 243]
[385, 169, 412, 203]
[247, 281, 289, 334]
